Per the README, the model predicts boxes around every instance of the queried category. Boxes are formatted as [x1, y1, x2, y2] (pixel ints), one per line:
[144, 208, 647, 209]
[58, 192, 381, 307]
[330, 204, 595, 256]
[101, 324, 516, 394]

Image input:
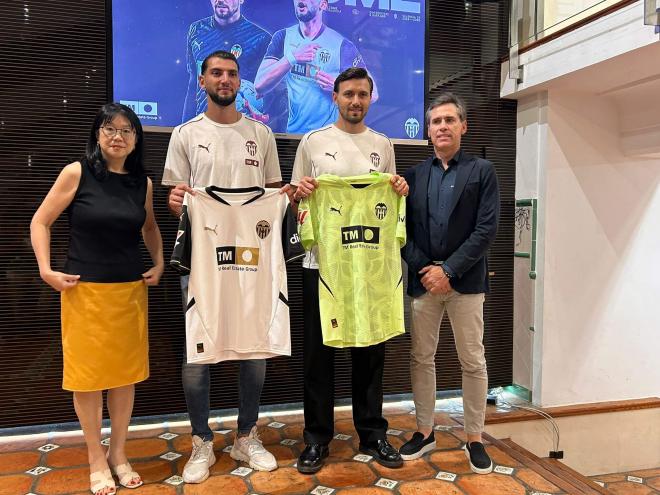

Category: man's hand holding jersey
[168, 184, 196, 217]
[390, 175, 409, 196]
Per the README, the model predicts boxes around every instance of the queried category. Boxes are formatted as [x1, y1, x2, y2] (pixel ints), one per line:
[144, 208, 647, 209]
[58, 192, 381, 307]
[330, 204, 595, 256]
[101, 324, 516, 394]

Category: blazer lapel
[448, 156, 476, 216]
[416, 158, 433, 234]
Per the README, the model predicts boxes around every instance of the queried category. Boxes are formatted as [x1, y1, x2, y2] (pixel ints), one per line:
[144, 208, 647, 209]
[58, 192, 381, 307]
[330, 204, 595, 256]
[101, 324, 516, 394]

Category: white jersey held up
[171, 187, 304, 364]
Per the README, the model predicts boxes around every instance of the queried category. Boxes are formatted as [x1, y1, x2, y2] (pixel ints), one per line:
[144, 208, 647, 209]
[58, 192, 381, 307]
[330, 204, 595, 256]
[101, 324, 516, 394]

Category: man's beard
[340, 106, 365, 124]
[296, 6, 318, 22]
[208, 89, 237, 107]
[214, 2, 237, 19]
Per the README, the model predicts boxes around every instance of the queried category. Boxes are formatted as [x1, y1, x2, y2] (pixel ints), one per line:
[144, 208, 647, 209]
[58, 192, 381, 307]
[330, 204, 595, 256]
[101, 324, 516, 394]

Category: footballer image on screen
[112, 0, 425, 139]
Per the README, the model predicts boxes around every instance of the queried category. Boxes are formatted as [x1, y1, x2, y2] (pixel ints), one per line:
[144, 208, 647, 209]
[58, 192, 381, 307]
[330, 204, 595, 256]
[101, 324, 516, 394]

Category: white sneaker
[183, 435, 216, 483]
[230, 426, 277, 472]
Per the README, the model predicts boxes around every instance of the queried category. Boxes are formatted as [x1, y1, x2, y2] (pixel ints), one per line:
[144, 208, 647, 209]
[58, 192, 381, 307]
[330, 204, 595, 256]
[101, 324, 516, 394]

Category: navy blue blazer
[401, 151, 500, 297]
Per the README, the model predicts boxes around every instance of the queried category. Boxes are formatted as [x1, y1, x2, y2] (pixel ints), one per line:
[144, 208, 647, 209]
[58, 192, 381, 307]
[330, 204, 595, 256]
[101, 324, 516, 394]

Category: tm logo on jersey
[341, 226, 380, 247]
[216, 246, 260, 270]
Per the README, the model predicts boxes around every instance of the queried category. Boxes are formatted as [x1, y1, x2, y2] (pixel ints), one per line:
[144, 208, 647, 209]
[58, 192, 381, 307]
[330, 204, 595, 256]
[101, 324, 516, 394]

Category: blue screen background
[112, 0, 425, 139]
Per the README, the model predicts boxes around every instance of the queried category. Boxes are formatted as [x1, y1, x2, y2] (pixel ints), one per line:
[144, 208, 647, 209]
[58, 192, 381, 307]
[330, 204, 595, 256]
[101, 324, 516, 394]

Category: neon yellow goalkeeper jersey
[298, 173, 406, 347]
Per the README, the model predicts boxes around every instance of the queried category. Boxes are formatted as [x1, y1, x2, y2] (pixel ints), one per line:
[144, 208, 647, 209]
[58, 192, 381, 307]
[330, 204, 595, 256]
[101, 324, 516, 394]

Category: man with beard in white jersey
[255, 0, 378, 134]
[289, 67, 407, 474]
[163, 50, 283, 483]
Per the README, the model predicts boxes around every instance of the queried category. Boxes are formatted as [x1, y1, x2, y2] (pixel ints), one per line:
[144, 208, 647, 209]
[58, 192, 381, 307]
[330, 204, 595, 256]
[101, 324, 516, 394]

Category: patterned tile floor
[1, 404, 658, 494]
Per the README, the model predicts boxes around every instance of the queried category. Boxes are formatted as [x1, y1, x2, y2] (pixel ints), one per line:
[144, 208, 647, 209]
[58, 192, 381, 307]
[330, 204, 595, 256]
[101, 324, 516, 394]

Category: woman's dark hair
[83, 102, 145, 181]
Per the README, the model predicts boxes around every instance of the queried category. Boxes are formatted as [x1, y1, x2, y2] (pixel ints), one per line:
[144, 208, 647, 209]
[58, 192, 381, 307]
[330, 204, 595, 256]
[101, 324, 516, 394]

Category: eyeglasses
[100, 126, 136, 139]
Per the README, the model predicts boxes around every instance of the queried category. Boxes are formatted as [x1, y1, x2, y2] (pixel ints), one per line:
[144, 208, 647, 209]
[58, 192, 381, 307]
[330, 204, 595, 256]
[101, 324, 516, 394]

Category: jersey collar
[205, 186, 265, 205]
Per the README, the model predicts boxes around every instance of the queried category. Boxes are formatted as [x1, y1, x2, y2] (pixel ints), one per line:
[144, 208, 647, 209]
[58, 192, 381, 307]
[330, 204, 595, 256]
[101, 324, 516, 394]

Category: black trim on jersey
[205, 186, 265, 205]
[178, 114, 205, 133]
[278, 292, 289, 307]
[186, 297, 196, 312]
[319, 275, 334, 298]
[396, 276, 403, 289]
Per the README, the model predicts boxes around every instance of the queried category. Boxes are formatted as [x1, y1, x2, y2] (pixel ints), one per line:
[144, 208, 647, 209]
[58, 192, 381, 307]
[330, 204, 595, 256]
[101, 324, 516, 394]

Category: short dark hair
[333, 67, 373, 94]
[425, 92, 467, 126]
[201, 50, 240, 75]
[84, 103, 145, 182]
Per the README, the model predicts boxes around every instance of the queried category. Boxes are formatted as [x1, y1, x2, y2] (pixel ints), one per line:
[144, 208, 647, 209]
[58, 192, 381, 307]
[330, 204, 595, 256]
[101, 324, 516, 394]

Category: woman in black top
[31, 103, 163, 495]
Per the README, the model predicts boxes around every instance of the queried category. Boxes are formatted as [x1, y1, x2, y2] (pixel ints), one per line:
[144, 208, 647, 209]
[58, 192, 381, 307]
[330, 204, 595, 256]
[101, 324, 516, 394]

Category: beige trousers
[410, 290, 487, 434]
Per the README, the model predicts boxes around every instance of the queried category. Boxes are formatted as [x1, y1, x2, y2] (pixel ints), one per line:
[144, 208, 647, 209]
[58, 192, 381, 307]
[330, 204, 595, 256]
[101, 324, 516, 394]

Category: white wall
[504, 0, 660, 406]
[540, 90, 660, 406]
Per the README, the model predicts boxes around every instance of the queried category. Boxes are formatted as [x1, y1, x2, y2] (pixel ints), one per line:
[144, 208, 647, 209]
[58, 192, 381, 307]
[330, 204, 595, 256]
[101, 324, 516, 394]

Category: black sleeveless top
[64, 161, 147, 282]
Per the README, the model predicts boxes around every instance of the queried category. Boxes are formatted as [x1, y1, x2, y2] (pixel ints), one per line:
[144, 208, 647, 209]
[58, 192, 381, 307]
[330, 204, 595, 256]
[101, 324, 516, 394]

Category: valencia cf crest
[231, 44, 243, 59]
[375, 203, 388, 220]
[246, 140, 257, 156]
[370, 152, 380, 168]
[318, 49, 331, 65]
[256, 220, 271, 239]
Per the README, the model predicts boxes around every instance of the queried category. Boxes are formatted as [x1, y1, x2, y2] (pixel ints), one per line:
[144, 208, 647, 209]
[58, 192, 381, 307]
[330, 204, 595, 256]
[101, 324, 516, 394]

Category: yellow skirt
[61, 280, 149, 392]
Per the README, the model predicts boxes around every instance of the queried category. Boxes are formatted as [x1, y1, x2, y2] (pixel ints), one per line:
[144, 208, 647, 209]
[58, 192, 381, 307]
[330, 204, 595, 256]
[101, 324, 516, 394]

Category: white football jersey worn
[171, 186, 304, 364]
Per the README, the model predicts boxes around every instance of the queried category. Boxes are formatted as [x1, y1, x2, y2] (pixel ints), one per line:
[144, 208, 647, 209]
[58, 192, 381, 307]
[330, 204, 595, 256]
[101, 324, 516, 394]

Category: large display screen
[112, 0, 426, 140]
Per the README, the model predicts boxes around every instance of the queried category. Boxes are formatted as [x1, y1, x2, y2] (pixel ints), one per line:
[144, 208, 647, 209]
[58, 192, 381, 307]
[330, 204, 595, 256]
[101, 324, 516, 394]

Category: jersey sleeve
[396, 191, 407, 247]
[162, 128, 191, 186]
[297, 197, 316, 250]
[291, 135, 312, 185]
[263, 127, 283, 184]
[186, 23, 195, 76]
[171, 194, 192, 273]
[384, 139, 396, 174]
[340, 39, 367, 70]
[264, 29, 286, 60]
[282, 200, 305, 262]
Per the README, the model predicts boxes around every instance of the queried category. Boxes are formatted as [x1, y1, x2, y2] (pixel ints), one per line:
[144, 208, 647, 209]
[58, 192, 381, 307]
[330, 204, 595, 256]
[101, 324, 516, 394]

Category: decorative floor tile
[251, 468, 315, 494]
[436, 471, 457, 482]
[628, 476, 644, 483]
[317, 462, 376, 488]
[375, 478, 398, 489]
[100, 438, 110, 446]
[268, 421, 285, 429]
[386, 429, 403, 436]
[230, 466, 253, 477]
[353, 454, 373, 463]
[280, 438, 298, 445]
[494, 465, 515, 475]
[158, 432, 178, 440]
[334, 433, 352, 441]
[164, 475, 184, 485]
[37, 443, 59, 453]
[216, 429, 232, 435]
[160, 451, 182, 461]
[25, 466, 51, 475]
[311, 486, 335, 495]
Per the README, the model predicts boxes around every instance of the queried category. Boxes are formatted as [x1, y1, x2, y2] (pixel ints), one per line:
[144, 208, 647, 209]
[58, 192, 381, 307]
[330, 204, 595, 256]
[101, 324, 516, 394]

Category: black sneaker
[464, 442, 493, 474]
[359, 439, 403, 468]
[399, 432, 436, 460]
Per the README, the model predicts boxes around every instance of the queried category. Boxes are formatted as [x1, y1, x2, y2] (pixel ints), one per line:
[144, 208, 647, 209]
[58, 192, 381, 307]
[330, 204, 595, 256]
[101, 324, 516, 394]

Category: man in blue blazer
[399, 93, 500, 474]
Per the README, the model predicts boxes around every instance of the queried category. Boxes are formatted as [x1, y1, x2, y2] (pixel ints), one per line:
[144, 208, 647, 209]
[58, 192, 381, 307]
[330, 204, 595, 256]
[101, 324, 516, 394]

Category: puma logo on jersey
[329, 205, 342, 215]
[325, 152, 338, 160]
[204, 225, 217, 235]
[198, 143, 211, 152]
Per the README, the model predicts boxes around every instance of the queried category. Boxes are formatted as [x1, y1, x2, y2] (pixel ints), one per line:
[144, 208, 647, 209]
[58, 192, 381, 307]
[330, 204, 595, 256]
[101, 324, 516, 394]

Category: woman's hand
[40, 270, 80, 292]
[142, 264, 164, 286]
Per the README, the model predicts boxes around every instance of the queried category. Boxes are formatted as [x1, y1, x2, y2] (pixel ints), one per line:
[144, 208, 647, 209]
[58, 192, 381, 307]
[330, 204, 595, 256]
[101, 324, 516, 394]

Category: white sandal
[110, 462, 143, 489]
[90, 469, 116, 495]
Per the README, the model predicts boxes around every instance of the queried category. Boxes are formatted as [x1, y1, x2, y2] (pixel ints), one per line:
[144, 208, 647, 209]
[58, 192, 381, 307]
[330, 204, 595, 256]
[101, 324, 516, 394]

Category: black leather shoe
[297, 443, 329, 474]
[359, 439, 403, 468]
